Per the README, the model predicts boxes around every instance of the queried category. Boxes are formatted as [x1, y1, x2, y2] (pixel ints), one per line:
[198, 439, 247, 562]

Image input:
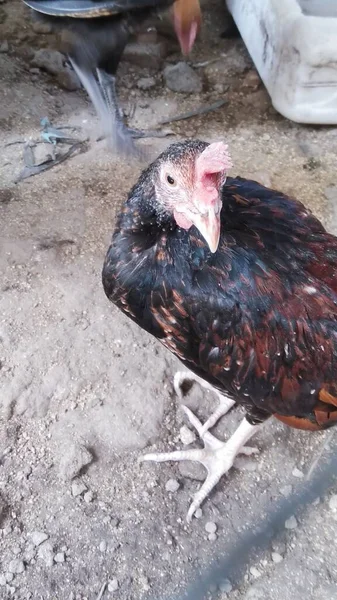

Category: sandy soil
[1, 1, 337, 599]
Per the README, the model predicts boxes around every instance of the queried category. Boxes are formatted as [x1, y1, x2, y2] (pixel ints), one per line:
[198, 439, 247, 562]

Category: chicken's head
[153, 140, 233, 253]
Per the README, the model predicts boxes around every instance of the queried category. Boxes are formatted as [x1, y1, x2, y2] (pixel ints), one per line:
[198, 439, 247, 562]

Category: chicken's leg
[174, 371, 236, 435]
[140, 406, 261, 521]
[96, 69, 168, 145]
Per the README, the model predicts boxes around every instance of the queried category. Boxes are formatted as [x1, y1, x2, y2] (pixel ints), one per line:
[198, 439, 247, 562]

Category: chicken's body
[103, 140, 337, 519]
[23, 0, 201, 154]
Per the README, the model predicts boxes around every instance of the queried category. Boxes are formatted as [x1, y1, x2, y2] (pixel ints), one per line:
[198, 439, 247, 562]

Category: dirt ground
[1, 1, 337, 599]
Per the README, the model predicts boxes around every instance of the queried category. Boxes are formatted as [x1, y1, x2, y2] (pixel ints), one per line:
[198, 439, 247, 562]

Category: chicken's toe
[140, 408, 261, 520]
[173, 370, 236, 433]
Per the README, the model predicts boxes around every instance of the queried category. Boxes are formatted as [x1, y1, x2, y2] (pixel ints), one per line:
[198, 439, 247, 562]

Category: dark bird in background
[23, 0, 201, 154]
[103, 138, 337, 521]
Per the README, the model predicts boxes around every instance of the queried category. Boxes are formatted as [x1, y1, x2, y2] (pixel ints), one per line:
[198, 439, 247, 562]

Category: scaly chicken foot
[173, 370, 236, 435]
[140, 406, 260, 521]
[96, 69, 168, 144]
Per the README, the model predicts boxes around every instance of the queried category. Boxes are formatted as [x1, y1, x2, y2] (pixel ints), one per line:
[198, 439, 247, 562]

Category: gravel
[250, 567, 262, 579]
[329, 494, 337, 511]
[137, 77, 156, 90]
[30, 531, 49, 547]
[108, 578, 119, 592]
[219, 579, 233, 593]
[31, 48, 64, 76]
[205, 521, 217, 534]
[292, 467, 304, 478]
[280, 485, 293, 497]
[272, 552, 283, 564]
[325, 186, 337, 202]
[179, 425, 196, 445]
[0, 39, 8, 52]
[37, 542, 54, 568]
[8, 559, 25, 574]
[163, 62, 203, 93]
[31, 21, 52, 34]
[71, 481, 87, 497]
[165, 478, 180, 493]
[59, 443, 93, 481]
[285, 516, 298, 530]
[84, 490, 94, 503]
[56, 68, 81, 92]
[54, 552, 65, 563]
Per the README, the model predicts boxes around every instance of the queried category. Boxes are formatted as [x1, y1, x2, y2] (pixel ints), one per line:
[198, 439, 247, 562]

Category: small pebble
[219, 579, 232, 593]
[194, 508, 203, 519]
[84, 490, 94, 504]
[329, 494, 337, 511]
[54, 552, 65, 563]
[208, 533, 217, 541]
[137, 76, 156, 90]
[56, 68, 81, 91]
[179, 425, 196, 446]
[280, 485, 292, 497]
[271, 541, 286, 555]
[245, 588, 264, 599]
[205, 521, 217, 534]
[292, 467, 304, 478]
[285, 515, 298, 530]
[8, 559, 25, 574]
[0, 574, 6, 586]
[139, 574, 150, 591]
[271, 552, 283, 564]
[163, 61, 203, 93]
[250, 567, 261, 578]
[32, 21, 52, 34]
[38, 542, 54, 567]
[71, 481, 87, 497]
[23, 466, 32, 477]
[60, 443, 93, 481]
[31, 531, 49, 547]
[99, 541, 107, 553]
[0, 40, 9, 53]
[108, 578, 119, 592]
[165, 479, 180, 493]
[3, 525, 12, 536]
[5, 572, 14, 582]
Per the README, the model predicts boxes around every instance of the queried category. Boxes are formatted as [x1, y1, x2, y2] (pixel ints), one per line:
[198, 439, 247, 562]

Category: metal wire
[163, 436, 337, 600]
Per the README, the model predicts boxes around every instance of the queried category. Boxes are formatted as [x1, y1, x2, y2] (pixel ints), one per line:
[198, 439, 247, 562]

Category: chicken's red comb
[196, 142, 233, 180]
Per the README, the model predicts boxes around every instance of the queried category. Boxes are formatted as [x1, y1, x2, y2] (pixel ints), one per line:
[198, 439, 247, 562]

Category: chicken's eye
[166, 175, 175, 185]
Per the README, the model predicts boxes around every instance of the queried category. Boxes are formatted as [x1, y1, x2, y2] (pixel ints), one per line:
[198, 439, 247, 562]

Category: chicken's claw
[140, 406, 260, 521]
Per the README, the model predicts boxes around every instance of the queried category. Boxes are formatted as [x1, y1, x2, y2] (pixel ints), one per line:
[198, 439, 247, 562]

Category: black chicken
[102, 139, 337, 521]
[23, 0, 201, 154]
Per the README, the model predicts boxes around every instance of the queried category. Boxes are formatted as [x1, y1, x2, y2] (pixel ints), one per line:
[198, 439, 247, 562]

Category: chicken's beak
[190, 207, 221, 253]
[173, 0, 201, 55]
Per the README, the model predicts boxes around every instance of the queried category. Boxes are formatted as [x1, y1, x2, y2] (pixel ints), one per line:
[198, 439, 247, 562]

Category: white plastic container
[227, 0, 337, 124]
